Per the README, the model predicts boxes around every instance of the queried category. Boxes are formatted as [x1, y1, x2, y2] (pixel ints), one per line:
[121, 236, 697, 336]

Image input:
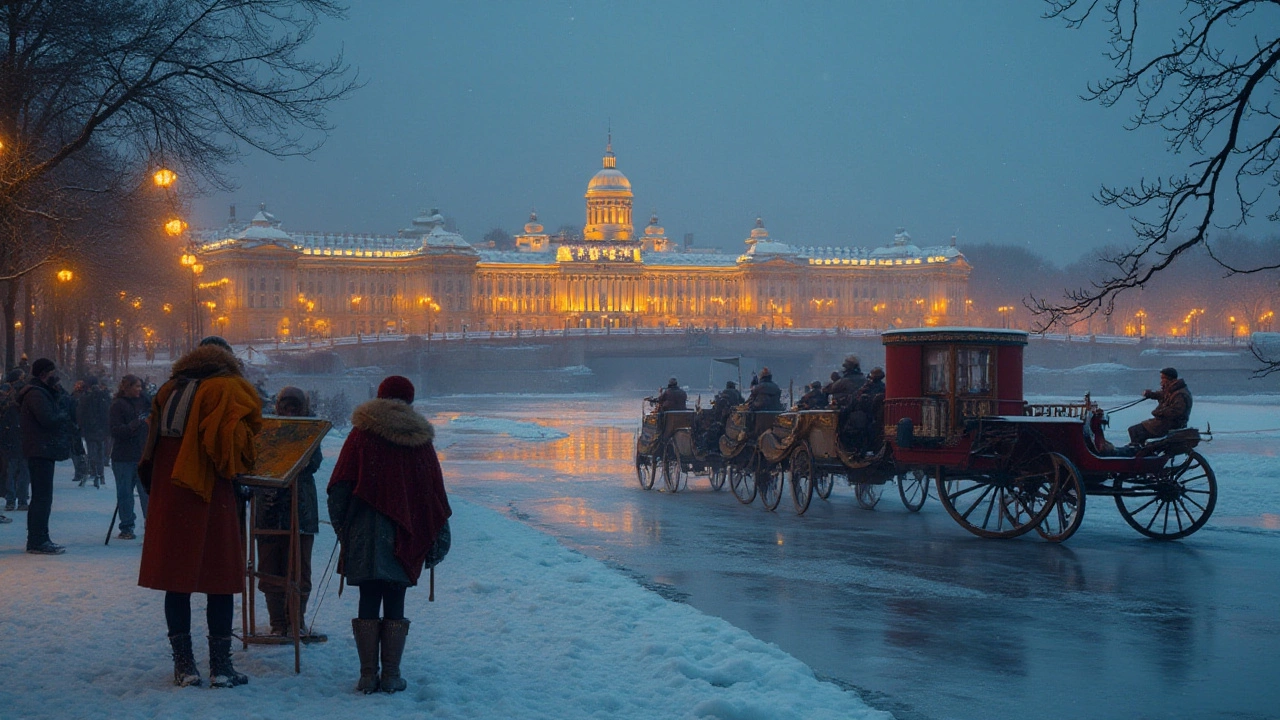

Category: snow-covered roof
[423, 226, 477, 254]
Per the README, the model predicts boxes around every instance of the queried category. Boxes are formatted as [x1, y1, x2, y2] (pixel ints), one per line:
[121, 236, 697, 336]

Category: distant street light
[153, 168, 177, 188]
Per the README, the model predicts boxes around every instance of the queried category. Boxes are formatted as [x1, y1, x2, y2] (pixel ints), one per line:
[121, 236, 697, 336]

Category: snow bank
[0, 465, 886, 720]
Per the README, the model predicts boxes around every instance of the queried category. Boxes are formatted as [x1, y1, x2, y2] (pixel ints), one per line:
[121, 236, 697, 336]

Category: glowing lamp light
[180, 253, 197, 267]
[56, 269, 74, 282]
[153, 168, 177, 187]
[191, 263, 204, 275]
[164, 218, 188, 236]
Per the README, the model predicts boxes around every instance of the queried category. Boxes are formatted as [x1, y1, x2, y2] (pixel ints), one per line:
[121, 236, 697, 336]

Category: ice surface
[444, 415, 570, 441]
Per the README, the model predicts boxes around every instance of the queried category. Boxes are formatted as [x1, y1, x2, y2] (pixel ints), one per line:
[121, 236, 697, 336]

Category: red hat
[377, 375, 415, 404]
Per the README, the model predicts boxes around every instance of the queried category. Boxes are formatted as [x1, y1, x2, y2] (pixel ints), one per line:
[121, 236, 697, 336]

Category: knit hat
[199, 336, 233, 353]
[1160, 367, 1178, 380]
[31, 358, 55, 378]
[377, 375, 415, 404]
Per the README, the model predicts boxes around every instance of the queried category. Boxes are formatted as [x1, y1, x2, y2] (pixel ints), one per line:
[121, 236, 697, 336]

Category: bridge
[259, 327, 1269, 396]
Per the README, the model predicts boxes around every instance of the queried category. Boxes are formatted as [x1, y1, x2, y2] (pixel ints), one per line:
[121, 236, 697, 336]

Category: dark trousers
[256, 534, 315, 595]
[25, 457, 55, 548]
[165, 592, 234, 637]
[357, 581, 407, 620]
[1128, 418, 1172, 445]
[85, 440, 107, 480]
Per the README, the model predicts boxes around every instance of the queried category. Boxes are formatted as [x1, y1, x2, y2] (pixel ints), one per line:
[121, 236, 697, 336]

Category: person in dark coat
[137, 337, 262, 688]
[77, 376, 112, 488]
[747, 368, 783, 411]
[796, 381, 828, 410]
[711, 381, 744, 419]
[254, 387, 324, 639]
[1, 377, 29, 513]
[18, 358, 75, 554]
[108, 374, 150, 540]
[827, 355, 865, 409]
[328, 375, 451, 695]
[1127, 368, 1193, 446]
[651, 378, 688, 413]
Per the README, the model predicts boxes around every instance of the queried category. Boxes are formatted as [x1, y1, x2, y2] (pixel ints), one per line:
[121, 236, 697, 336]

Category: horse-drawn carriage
[635, 401, 727, 493]
[635, 327, 1216, 542]
[879, 327, 1215, 541]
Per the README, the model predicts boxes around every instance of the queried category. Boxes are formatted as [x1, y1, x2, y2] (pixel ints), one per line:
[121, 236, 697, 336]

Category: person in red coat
[328, 375, 451, 694]
[137, 337, 262, 688]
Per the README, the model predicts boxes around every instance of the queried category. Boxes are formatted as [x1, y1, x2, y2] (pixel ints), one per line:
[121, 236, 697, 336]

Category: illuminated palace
[196, 142, 971, 342]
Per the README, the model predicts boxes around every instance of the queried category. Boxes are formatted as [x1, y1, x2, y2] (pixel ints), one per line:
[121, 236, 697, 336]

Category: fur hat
[31, 358, 55, 378]
[1160, 367, 1178, 380]
[198, 336, 233, 353]
[842, 355, 861, 369]
[377, 375, 415, 404]
[869, 367, 885, 380]
[668, 377, 679, 387]
[275, 386, 310, 415]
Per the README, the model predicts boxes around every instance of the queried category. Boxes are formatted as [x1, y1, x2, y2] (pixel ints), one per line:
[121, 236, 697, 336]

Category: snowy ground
[0, 442, 886, 719]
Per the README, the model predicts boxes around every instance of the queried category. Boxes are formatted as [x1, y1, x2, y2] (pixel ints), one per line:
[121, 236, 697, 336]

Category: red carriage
[879, 327, 1215, 541]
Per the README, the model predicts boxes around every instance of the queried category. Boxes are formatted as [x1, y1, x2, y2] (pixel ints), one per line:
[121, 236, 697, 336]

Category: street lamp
[153, 168, 177, 188]
[997, 305, 1013, 329]
[1135, 309, 1147, 338]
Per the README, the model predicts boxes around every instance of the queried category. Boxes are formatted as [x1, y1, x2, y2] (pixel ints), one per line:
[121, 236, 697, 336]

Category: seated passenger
[796, 381, 827, 410]
[712, 381, 744, 419]
[855, 367, 886, 409]
[827, 355, 865, 409]
[651, 378, 688, 413]
[747, 368, 783, 412]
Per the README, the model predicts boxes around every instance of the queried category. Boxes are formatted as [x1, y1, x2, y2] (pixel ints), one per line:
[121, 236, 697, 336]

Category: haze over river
[426, 392, 1280, 720]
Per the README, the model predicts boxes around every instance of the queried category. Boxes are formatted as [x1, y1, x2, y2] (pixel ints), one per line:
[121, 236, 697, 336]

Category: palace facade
[196, 142, 971, 343]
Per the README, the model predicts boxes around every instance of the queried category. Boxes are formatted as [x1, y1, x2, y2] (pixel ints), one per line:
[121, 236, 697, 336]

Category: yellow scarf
[168, 376, 263, 502]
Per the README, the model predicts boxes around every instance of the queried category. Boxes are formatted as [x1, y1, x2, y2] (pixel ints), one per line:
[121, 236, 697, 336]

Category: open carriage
[755, 408, 929, 515]
[634, 402, 726, 493]
[881, 328, 1216, 542]
[718, 407, 782, 505]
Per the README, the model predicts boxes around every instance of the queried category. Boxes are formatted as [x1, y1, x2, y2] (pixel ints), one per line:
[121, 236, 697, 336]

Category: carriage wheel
[936, 451, 1058, 539]
[662, 439, 685, 493]
[790, 444, 815, 515]
[636, 454, 656, 491]
[854, 482, 883, 510]
[1114, 450, 1217, 540]
[729, 456, 757, 504]
[760, 462, 785, 512]
[709, 462, 727, 491]
[1034, 454, 1085, 542]
[814, 469, 834, 501]
[896, 468, 929, 512]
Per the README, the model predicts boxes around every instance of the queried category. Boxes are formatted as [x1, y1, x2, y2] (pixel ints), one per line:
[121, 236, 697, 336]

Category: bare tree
[483, 227, 513, 250]
[1034, 1, 1280, 330]
[0, 0, 358, 368]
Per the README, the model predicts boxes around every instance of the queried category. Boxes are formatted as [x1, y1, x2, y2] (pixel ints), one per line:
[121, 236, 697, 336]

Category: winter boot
[379, 618, 411, 693]
[168, 633, 202, 687]
[264, 592, 288, 636]
[351, 618, 381, 694]
[207, 636, 248, 688]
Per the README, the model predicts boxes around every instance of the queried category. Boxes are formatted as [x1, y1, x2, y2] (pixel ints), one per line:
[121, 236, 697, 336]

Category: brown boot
[168, 633, 202, 687]
[379, 618, 411, 693]
[351, 618, 381, 694]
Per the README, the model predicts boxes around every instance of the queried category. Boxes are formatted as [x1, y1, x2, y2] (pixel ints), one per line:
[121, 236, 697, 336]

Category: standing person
[18, 358, 76, 555]
[137, 337, 262, 688]
[1, 377, 30, 513]
[254, 387, 325, 640]
[68, 380, 90, 486]
[746, 368, 783, 411]
[328, 375, 451, 695]
[109, 375, 151, 541]
[77, 376, 112, 488]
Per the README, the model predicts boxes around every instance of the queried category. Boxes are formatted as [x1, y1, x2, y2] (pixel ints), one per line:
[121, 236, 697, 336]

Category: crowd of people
[2, 339, 453, 695]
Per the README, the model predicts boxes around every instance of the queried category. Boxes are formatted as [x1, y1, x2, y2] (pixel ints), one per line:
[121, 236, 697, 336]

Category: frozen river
[426, 392, 1280, 720]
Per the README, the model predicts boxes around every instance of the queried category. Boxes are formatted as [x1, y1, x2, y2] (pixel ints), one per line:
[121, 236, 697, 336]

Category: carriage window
[956, 348, 993, 395]
[924, 347, 950, 393]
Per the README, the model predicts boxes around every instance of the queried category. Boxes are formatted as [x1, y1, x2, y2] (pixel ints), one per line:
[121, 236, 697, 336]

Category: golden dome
[585, 138, 632, 197]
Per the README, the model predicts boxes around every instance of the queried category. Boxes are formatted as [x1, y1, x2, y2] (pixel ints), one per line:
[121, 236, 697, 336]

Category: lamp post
[997, 305, 1013, 329]
[54, 269, 74, 367]
[1135, 309, 1147, 339]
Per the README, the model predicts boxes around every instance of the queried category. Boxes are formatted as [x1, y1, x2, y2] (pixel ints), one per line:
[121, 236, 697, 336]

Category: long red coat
[136, 436, 244, 594]
[137, 346, 261, 595]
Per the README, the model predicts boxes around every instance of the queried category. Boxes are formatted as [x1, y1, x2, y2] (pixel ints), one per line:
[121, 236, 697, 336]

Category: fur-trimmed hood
[351, 398, 434, 447]
[170, 345, 243, 381]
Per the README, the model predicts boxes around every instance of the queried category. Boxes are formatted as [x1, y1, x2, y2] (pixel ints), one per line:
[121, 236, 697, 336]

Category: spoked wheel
[790, 443, 815, 515]
[936, 451, 1058, 539]
[662, 438, 685, 493]
[636, 453, 656, 491]
[896, 468, 930, 512]
[815, 469, 834, 500]
[1034, 454, 1085, 542]
[760, 461, 785, 512]
[1115, 450, 1217, 540]
[709, 463, 727, 491]
[729, 456, 757, 504]
[854, 482, 884, 510]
